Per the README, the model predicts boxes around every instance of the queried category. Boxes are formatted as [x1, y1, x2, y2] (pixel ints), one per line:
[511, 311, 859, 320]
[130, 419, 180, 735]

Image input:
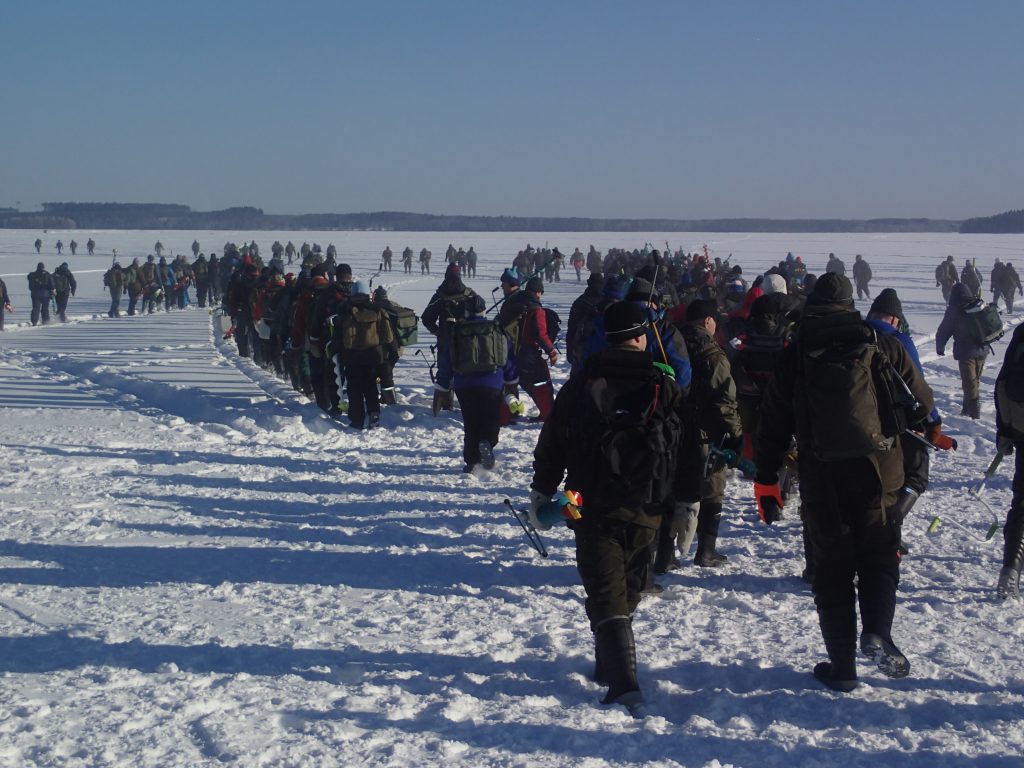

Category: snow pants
[454, 386, 501, 468]
[573, 517, 656, 633]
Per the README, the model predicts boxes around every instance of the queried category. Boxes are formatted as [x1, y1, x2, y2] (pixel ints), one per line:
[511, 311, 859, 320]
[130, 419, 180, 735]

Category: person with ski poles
[528, 300, 685, 714]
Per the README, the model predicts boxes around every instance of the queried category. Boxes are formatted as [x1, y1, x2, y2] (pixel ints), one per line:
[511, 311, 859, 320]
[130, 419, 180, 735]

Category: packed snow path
[1, 230, 1023, 766]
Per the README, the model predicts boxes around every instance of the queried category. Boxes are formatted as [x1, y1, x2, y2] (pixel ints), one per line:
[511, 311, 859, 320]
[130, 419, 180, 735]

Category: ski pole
[927, 512, 999, 543]
[504, 499, 548, 558]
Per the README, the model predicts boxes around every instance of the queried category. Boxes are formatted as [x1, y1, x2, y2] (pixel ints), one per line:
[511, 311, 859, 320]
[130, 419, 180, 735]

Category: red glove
[754, 480, 784, 524]
[925, 422, 957, 451]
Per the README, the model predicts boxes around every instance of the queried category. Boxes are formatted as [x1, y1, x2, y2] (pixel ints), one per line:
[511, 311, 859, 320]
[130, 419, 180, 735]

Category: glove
[998, 435, 1015, 456]
[925, 422, 957, 451]
[754, 477, 784, 524]
[887, 487, 919, 527]
[528, 489, 553, 531]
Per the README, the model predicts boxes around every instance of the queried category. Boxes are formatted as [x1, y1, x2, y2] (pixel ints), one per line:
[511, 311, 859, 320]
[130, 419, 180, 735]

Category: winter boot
[860, 633, 911, 678]
[478, 440, 495, 470]
[595, 617, 643, 709]
[813, 661, 859, 693]
[693, 502, 727, 567]
[694, 535, 727, 567]
[997, 519, 1024, 600]
[996, 567, 1021, 600]
[967, 398, 981, 420]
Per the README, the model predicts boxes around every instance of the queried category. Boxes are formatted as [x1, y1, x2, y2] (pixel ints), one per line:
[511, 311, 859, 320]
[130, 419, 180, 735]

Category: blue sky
[1, 0, 1021, 219]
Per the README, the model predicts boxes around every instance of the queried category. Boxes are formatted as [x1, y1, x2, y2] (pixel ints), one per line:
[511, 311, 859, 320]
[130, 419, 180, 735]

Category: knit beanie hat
[604, 301, 647, 342]
[808, 273, 854, 305]
[869, 288, 903, 318]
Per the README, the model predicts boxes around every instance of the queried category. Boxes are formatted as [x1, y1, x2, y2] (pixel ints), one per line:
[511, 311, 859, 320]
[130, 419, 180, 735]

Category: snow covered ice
[1, 229, 1023, 767]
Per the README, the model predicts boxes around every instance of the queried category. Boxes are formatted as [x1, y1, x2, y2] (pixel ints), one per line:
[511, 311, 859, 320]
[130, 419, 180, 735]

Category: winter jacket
[679, 322, 742, 443]
[852, 258, 872, 285]
[421, 280, 477, 339]
[867, 319, 940, 424]
[27, 268, 54, 298]
[53, 265, 77, 296]
[755, 303, 935, 523]
[936, 283, 989, 361]
[531, 345, 685, 527]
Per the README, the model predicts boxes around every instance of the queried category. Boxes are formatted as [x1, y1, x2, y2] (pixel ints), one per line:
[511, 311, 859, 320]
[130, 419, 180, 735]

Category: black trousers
[31, 295, 50, 325]
[345, 362, 380, 428]
[454, 386, 501, 466]
[574, 518, 656, 632]
[55, 292, 70, 320]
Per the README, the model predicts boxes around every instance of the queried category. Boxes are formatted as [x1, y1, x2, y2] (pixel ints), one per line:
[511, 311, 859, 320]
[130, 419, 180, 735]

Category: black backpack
[573, 368, 682, 507]
[799, 312, 914, 462]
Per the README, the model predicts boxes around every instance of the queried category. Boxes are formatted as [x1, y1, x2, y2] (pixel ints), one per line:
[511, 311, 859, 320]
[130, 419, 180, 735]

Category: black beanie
[807, 273, 853, 305]
[604, 301, 647, 342]
[869, 288, 903, 318]
[686, 299, 718, 323]
[587, 272, 604, 289]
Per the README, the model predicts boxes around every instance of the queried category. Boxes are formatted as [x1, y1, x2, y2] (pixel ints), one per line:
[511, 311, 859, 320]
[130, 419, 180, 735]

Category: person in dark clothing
[52, 262, 77, 322]
[336, 281, 396, 429]
[567, 273, 604, 376]
[825, 253, 846, 277]
[27, 262, 55, 326]
[0, 278, 11, 330]
[421, 264, 479, 415]
[452, 295, 518, 471]
[673, 299, 742, 569]
[852, 255, 872, 300]
[866, 289, 956, 557]
[530, 300, 684, 712]
[936, 282, 989, 418]
[754, 273, 935, 693]
[104, 262, 125, 317]
[993, 260, 1023, 314]
[961, 260, 983, 298]
[935, 255, 959, 303]
[996, 324, 1024, 600]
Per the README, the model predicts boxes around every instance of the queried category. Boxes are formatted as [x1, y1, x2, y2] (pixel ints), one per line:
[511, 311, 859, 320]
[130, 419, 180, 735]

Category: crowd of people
[9, 236, 1024, 714]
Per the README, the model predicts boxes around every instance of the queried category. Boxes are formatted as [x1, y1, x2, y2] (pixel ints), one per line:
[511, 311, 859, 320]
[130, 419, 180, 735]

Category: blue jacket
[867, 318, 940, 424]
[581, 301, 692, 390]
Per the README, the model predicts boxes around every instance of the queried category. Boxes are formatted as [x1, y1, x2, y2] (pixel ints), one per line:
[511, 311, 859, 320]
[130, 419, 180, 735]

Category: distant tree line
[0, 202, 963, 233]
[960, 209, 1024, 234]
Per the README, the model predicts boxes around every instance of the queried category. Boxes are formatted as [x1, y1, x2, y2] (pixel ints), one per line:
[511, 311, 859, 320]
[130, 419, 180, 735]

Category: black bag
[800, 314, 902, 461]
[576, 370, 682, 506]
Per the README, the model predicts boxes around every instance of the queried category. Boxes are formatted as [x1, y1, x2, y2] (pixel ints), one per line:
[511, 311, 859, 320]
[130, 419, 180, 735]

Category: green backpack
[388, 305, 419, 346]
[451, 319, 508, 375]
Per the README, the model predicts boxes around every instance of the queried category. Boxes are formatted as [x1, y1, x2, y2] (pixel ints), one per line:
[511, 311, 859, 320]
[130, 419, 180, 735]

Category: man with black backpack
[754, 273, 934, 693]
[937, 282, 999, 419]
[529, 300, 685, 713]
[52, 262, 77, 322]
[422, 265, 479, 416]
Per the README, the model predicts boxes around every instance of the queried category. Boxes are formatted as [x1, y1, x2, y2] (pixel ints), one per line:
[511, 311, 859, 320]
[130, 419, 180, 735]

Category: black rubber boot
[998, 515, 1024, 600]
[595, 617, 643, 708]
[694, 502, 727, 567]
[652, 512, 678, 575]
[816, 591, 858, 691]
